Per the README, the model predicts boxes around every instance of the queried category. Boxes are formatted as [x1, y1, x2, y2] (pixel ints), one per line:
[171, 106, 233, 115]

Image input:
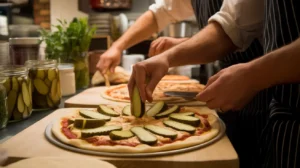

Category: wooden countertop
[0, 107, 239, 168]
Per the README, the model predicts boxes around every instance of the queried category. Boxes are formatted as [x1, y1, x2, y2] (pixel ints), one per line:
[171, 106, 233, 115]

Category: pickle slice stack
[3, 76, 33, 121]
[29, 68, 61, 109]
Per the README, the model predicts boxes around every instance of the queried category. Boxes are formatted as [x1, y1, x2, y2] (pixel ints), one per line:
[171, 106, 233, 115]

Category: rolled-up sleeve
[209, 0, 264, 51]
[149, 0, 194, 32]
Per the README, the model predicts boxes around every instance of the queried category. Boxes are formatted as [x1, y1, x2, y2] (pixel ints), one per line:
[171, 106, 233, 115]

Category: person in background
[97, 1, 273, 168]
[128, 0, 300, 167]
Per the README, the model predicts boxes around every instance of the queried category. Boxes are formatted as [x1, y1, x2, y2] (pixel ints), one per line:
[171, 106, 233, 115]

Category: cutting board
[0, 107, 238, 168]
[64, 86, 205, 108]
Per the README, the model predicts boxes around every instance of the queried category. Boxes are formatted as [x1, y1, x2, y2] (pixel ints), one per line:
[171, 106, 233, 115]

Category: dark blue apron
[191, 0, 273, 167]
[257, 0, 300, 167]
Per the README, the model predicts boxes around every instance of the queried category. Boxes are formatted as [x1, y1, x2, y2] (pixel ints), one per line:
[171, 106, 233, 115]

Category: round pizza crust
[52, 112, 220, 153]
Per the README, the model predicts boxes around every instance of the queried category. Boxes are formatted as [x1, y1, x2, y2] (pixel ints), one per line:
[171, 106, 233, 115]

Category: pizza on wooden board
[101, 82, 206, 103]
[52, 103, 220, 153]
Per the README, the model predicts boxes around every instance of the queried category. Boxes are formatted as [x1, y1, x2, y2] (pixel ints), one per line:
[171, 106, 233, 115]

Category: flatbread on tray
[52, 106, 220, 153]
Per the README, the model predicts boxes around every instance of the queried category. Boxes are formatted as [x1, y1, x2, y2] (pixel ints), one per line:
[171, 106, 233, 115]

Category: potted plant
[40, 18, 96, 89]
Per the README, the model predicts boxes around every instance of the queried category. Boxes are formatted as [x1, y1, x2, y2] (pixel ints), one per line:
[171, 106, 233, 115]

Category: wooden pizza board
[64, 86, 205, 108]
[0, 107, 238, 168]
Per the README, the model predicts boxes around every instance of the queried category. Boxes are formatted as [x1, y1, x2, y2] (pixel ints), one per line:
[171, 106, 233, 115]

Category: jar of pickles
[0, 66, 32, 122]
[25, 60, 61, 110]
[0, 78, 8, 128]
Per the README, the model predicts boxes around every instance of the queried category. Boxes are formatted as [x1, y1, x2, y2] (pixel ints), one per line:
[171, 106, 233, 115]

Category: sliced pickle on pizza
[131, 85, 145, 118]
[155, 105, 180, 119]
[169, 114, 200, 127]
[146, 101, 168, 117]
[144, 125, 177, 140]
[74, 119, 106, 129]
[122, 105, 131, 116]
[81, 125, 122, 138]
[68, 118, 75, 125]
[163, 120, 196, 134]
[131, 127, 157, 145]
[79, 110, 111, 121]
[109, 130, 135, 140]
[177, 112, 195, 116]
[97, 105, 120, 117]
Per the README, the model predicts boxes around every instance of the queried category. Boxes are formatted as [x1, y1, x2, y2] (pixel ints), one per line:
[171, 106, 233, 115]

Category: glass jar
[9, 37, 40, 65]
[25, 60, 61, 110]
[58, 63, 76, 96]
[0, 78, 8, 129]
[0, 66, 32, 122]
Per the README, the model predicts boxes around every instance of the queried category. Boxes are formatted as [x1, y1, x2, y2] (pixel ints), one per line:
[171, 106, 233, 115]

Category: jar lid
[0, 65, 27, 76]
[9, 37, 40, 45]
[58, 63, 74, 70]
[25, 59, 57, 68]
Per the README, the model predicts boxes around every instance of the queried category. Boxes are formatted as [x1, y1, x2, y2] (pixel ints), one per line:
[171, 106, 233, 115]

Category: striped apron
[257, 0, 300, 167]
[191, 0, 274, 167]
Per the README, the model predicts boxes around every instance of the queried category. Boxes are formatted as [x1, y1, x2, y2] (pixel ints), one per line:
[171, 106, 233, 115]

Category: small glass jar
[0, 66, 33, 122]
[9, 37, 40, 65]
[25, 60, 61, 110]
[58, 63, 76, 96]
[0, 78, 8, 129]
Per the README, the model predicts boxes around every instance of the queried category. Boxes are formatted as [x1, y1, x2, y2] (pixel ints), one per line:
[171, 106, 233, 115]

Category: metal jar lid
[9, 37, 40, 45]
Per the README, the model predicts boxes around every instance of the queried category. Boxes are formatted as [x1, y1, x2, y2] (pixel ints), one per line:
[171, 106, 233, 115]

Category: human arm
[96, 0, 194, 74]
[197, 38, 300, 111]
[148, 37, 189, 57]
[128, 21, 238, 102]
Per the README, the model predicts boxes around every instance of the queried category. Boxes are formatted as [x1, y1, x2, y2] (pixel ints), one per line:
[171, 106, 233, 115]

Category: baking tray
[45, 118, 226, 158]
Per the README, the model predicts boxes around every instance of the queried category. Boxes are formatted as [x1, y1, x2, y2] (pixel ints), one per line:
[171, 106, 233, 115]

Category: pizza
[161, 75, 190, 81]
[101, 82, 205, 103]
[51, 104, 220, 153]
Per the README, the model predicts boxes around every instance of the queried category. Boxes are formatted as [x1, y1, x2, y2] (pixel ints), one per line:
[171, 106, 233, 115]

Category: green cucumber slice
[144, 125, 177, 139]
[155, 105, 180, 119]
[163, 120, 196, 134]
[130, 127, 157, 145]
[177, 112, 195, 116]
[109, 130, 135, 140]
[122, 105, 131, 116]
[131, 85, 145, 118]
[74, 119, 106, 129]
[79, 110, 111, 121]
[146, 101, 168, 117]
[81, 125, 122, 138]
[169, 114, 200, 127]
[97, 105, 120, 117]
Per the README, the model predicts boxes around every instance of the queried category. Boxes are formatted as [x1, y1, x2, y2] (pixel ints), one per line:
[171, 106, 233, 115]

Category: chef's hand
[96, 46, 122, 74]
[196, 63, 260, 112]
[128, 55, 169, 103]
[148, 37, 188, 57]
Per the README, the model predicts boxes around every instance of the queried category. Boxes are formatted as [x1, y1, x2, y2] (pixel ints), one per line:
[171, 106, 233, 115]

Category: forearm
[249, 38, 300, 90]
[112, 11, 158, 51]
[160, 22, 237, 67]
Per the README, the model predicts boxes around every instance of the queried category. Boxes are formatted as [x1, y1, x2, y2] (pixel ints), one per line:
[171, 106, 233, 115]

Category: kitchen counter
[0, 91, 82, 144]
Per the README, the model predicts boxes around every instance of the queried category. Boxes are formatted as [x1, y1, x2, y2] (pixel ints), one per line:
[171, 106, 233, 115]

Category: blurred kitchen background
[0, 0, 220, 83]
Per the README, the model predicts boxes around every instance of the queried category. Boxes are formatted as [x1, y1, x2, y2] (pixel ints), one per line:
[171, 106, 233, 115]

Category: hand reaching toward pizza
[196, 63, 260, 112]
[148, 37, 189, 57]
[128, 55, 169, 103]
[96, 46, 122, 74]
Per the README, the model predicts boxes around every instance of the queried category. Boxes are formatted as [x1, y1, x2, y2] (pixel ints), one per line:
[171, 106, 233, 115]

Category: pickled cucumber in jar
[26, 60, 61, 110]
[0, 81, 8, 129]
[0, 66, 33, 122]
